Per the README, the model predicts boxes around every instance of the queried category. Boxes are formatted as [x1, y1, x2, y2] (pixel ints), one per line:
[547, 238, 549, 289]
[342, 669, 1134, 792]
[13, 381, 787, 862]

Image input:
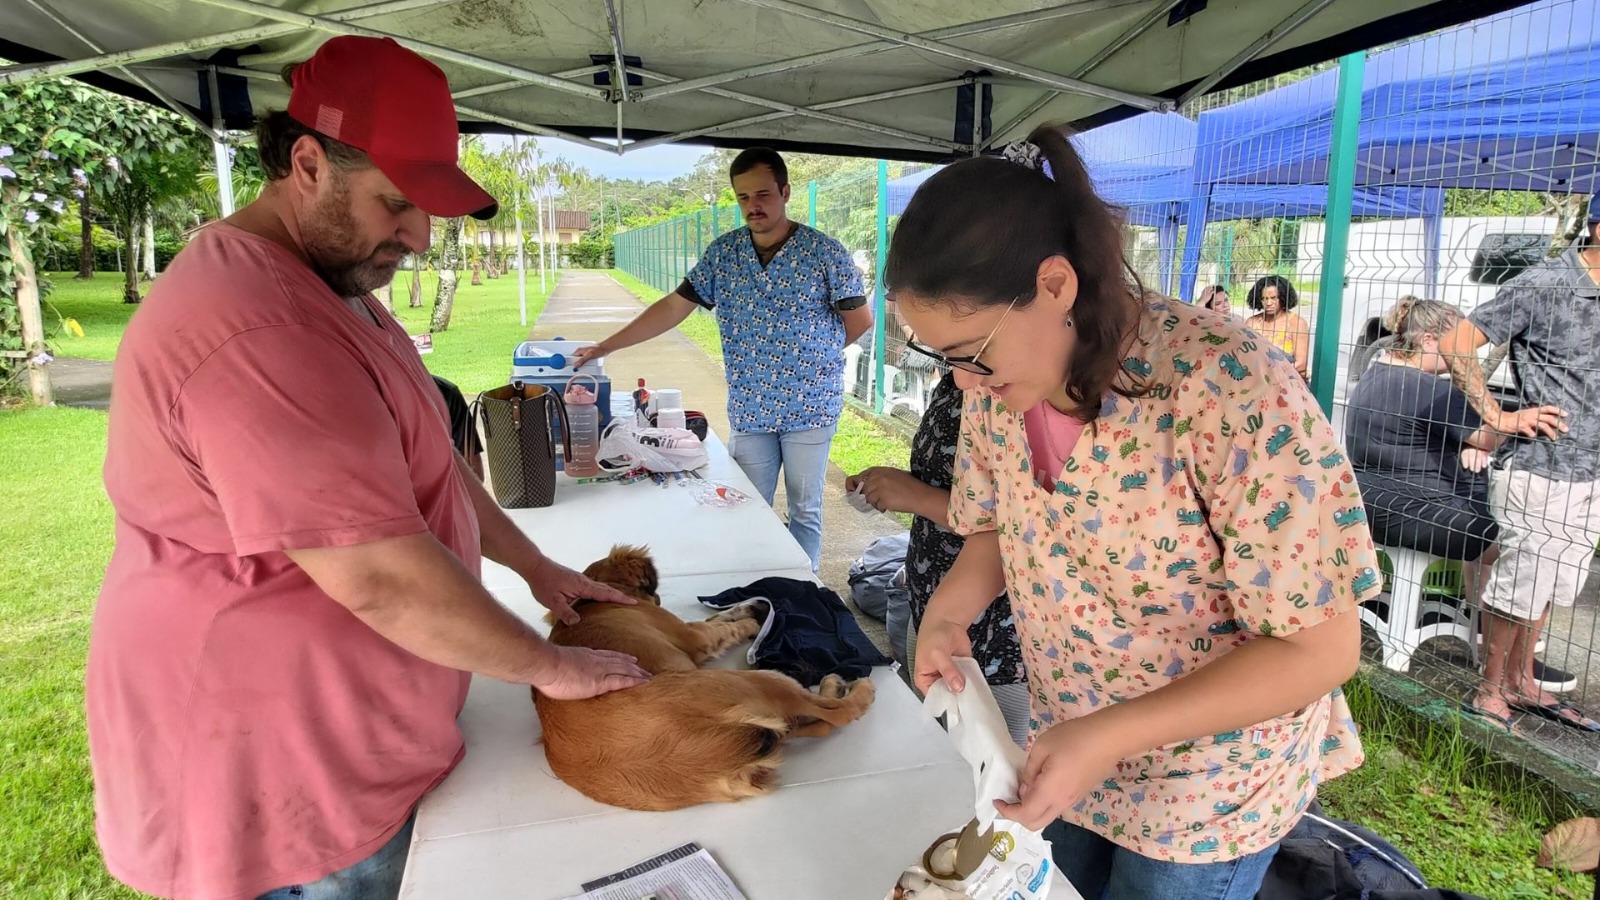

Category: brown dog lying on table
[533, 545, 877, 811]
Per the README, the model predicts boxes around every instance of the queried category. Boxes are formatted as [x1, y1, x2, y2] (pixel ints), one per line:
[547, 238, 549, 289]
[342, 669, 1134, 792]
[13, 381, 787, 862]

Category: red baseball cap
[288, 36, 498, 220]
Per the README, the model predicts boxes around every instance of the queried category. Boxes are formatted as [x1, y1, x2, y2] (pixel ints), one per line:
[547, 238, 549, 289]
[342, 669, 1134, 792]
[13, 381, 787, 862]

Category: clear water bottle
[563, 374, 601, 477]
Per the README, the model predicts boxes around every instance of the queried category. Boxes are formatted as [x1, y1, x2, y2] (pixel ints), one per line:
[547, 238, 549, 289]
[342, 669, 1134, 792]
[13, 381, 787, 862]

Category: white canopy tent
[3, 0, 1539, 163]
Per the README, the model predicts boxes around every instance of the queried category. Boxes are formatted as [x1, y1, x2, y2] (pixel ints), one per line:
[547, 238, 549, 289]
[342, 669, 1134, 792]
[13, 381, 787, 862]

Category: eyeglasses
[903, 295, 1021, 377]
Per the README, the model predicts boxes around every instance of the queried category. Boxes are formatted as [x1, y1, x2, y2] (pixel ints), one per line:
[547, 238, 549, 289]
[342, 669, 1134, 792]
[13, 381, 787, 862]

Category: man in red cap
[87, 36, 649, 899]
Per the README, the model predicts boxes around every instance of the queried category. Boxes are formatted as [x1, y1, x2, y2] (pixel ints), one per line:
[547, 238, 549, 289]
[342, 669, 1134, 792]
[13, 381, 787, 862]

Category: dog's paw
[818, 673, 849, 699]
[846, 676, 876, 705]
[709, 602, 759, 623]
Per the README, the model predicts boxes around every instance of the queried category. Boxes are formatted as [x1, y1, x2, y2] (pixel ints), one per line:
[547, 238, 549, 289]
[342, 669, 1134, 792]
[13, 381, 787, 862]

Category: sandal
[1508, 700, 1600, 733]
[1459, 702, 1514, 731]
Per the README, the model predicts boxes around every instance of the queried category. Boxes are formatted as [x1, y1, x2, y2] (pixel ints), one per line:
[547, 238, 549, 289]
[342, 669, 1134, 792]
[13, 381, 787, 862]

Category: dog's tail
[721, 723, 785, 797]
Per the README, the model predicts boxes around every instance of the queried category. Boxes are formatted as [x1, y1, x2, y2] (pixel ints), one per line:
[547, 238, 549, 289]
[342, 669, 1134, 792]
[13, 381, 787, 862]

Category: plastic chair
[1361, 547, 1476, 672]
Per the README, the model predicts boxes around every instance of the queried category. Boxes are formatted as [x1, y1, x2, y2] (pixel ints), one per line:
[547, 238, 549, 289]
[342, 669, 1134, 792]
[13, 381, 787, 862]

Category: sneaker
[1534, 659, 1579, 693]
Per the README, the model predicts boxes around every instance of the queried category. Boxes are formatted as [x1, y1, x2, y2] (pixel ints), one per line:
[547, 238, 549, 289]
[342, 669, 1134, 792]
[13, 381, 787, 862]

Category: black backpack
[1257, 803, 1486, 900]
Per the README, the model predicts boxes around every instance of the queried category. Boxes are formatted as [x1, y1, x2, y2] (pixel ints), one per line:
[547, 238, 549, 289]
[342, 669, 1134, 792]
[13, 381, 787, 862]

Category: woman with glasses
[887, 128, 1380, 900]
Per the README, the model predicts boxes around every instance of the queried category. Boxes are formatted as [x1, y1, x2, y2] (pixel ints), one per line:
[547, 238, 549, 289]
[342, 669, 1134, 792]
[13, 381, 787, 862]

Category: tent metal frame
[0, 0, 1271, 162]
[0, 0, 1536, 223]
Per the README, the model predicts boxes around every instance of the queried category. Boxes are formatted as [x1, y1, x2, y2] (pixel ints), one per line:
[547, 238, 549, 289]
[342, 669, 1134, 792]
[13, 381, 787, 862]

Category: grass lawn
[43, 268, 548, 397]
[606, 269, 910, 476]
[0, 406, 131, 898]
[1320, 679, 1592, 899]
[37, 273, 141, 362]
[387, 269, 551, 395]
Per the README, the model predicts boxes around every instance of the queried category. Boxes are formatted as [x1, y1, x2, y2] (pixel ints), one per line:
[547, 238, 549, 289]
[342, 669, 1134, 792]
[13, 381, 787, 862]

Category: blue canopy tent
[883, 112, 1442, 296]
[1178, 0, 1600, 301]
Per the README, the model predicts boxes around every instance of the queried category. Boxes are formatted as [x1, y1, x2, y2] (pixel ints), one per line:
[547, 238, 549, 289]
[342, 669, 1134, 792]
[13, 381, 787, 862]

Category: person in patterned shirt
[574, 149, 872, 571]
[845, 370, 1029, 745]
[886, 126, 1380, 900]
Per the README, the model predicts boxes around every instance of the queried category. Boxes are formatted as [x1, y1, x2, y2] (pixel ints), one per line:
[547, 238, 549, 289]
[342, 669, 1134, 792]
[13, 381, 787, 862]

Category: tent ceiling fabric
[2, 0, 1538, 160]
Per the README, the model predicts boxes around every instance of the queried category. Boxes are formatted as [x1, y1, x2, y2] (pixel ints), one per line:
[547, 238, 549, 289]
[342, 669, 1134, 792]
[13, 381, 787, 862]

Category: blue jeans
[729, 424, 837, 572]
[1043, 820, 1279, 900]
[256, 814, 414, 900]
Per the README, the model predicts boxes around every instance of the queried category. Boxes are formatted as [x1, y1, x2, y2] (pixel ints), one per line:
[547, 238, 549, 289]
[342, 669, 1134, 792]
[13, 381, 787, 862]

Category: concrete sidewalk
[530, 271, 904, 653]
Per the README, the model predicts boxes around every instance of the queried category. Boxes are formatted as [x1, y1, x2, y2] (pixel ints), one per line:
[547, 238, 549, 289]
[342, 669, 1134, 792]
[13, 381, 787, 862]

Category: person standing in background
[1440, 196, 1600, 733]
[845, 368, 1028, 746]
[573, 149, 873, 572]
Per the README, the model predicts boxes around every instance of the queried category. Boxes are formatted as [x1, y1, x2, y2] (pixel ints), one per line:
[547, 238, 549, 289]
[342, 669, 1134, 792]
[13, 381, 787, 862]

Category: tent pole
[873, 160, 889, 415]
[1423, 201, 1442, 299]
[513, 135, 528, 328]
[205, 66, 236, 219]
[1310, 51, 1366, 416]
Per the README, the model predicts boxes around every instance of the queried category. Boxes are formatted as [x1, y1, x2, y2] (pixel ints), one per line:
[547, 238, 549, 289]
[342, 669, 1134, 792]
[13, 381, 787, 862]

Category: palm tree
[430, 216, 463, 331]
[459, 138, 494, 287]
[196, 145, 265, 221]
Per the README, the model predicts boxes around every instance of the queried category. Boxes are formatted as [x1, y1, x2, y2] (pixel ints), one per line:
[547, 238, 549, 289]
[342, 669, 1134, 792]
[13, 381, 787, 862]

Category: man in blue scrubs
[576, 149, 872, 571]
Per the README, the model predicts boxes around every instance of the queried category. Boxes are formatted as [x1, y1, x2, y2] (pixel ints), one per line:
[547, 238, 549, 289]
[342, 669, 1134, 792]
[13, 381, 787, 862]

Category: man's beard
[301, 181, 407, 298]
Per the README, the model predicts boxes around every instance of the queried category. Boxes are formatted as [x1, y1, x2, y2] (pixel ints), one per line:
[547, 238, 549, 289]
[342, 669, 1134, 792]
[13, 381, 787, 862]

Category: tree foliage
[1, 69, 198, 396]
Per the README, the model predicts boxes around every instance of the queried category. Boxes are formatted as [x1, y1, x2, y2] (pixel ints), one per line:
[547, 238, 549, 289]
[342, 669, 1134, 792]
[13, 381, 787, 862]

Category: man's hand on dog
[531, 645, 651, 699]
[526, 556, 638, 625]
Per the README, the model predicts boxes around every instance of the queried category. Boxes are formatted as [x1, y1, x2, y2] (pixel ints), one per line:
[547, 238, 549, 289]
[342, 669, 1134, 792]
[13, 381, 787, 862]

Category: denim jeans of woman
[1043, 819, 1278, 900]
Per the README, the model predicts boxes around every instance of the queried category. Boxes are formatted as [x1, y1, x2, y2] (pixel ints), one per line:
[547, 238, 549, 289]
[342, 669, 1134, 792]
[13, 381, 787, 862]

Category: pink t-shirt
[1022, 400, 1088, 490]
[88, 223, 478, 899]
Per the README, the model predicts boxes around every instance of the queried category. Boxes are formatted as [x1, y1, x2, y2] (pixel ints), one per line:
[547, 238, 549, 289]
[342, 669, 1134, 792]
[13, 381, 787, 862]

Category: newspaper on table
[563, 842, 748, 900]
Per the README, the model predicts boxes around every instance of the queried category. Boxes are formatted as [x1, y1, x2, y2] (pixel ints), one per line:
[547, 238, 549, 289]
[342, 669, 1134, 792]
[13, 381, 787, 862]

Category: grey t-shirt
[1470, 244, 1600, 481]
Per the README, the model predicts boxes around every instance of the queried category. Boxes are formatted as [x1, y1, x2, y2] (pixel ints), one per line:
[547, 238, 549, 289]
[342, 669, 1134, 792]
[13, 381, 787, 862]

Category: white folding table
[401, 434, 1075, 899]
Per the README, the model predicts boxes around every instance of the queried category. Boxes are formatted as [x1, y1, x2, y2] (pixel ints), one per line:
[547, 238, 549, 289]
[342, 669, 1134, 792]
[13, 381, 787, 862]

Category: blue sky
[482, 135, 708, 182]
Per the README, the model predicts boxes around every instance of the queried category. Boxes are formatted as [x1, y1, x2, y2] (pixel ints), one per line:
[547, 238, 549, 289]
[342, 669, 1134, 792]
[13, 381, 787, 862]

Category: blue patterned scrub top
[685, 224, 864, 433]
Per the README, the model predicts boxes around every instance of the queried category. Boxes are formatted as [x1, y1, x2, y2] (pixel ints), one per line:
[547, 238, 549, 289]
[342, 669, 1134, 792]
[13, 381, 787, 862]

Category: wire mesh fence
[615, 0, 1600, 771]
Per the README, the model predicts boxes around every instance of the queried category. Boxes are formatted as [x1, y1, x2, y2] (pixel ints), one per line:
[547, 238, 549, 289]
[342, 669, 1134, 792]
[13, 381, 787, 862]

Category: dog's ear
[583, 545, 660, 602]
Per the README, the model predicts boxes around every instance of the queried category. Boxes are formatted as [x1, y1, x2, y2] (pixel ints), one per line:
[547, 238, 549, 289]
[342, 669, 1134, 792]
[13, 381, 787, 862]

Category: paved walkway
[51, 357, 113, 410]
[531, 271, 904, 652]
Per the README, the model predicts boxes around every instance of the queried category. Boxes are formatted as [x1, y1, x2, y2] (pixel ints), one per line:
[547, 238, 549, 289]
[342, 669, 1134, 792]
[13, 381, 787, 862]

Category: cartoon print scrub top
[950, 298, 1380, 861]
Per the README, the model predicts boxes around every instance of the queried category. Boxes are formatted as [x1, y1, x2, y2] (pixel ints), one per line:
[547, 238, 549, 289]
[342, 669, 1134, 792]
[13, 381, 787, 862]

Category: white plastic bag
[598, 419, 709, 474]
[888, 657, 1068, 900]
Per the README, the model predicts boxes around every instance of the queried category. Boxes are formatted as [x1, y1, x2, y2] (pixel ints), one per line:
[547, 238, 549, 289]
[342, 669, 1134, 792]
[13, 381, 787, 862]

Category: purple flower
[0, 166, 14, 179]
[72, 168, 87, 183]
[30, 351, 53, 366]
[42, 151, 58, 161]
[30, 192, 46, 202]
[72, 188, 85, 199]
[107, 156, 121, 172]
[24, 210, 40, 224]
[0, 146, 13, 158]
[50, 200, 65, 213]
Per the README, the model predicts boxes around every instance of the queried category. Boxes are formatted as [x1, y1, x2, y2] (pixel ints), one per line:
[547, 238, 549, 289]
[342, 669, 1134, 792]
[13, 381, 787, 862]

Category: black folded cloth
[698, 577, 892, 687]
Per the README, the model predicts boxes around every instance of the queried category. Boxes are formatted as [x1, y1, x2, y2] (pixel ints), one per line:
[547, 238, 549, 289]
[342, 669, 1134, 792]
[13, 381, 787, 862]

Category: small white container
[656, 407, 688, 431]
[653, 388, 683, 411]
